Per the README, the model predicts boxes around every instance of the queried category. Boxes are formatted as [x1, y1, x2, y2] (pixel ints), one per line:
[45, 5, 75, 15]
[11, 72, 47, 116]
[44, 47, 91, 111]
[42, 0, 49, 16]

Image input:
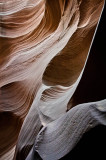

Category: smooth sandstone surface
[0, 0, 105, 160]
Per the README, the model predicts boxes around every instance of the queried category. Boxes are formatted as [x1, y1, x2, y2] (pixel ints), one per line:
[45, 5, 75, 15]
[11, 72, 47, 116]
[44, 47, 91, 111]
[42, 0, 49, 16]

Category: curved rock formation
[0, 0, 105, 160]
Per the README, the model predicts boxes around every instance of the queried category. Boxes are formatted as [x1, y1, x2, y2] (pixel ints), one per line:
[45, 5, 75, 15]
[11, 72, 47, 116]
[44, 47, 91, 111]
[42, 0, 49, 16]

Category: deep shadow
[60, 125, 106, 160]
[68, 2, 106, 108]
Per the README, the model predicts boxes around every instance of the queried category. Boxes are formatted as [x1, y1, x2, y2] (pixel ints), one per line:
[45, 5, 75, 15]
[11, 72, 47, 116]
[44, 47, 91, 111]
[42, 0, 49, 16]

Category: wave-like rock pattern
[0, 0, 105, 160]
[26, 100, 106, 160]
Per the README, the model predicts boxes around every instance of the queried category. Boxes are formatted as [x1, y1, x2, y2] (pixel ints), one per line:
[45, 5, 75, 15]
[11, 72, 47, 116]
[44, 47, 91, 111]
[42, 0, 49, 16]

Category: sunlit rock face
[0, 0, 105, 160]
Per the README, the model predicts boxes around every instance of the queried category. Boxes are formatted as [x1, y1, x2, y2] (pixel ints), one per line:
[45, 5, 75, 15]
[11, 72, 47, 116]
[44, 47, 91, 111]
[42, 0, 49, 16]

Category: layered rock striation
[0, 0, 105, 160]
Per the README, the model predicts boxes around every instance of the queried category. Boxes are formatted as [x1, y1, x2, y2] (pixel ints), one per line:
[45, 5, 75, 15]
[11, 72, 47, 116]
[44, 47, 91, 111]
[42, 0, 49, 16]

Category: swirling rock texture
[0, 0, 105, 160]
